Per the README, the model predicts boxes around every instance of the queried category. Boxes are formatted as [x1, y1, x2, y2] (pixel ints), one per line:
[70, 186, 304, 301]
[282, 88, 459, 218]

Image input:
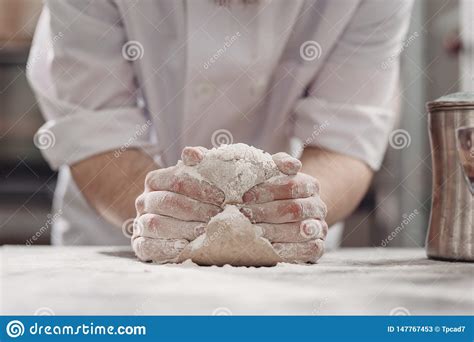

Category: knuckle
[135, 194, 146, 212]
[206, 204, 222, 219]
[312, 178, 320, 193]
[133, 237, 152, 261]
[181, 146, 204, 166]
[297, 174, 319, 194]
[240, 207, 254, 222]
[309, 241, 320, 254]
[289, 202, 303, 218]
[243, 188, 258, 203]
[194, 224, 206, 237]
[158, 191, 174, 206]
[145, 214, 158, 229]
[286, 178, 297, 189]
[145, 167, 174, 190]
[311, 240, 325, 258]
[297, 173, 312, 186]
[319, 199, 328, 218]
[287, 157, 300, 168]
[148, 191, 175, 212]
[306, 197, 321, 214]
[144, 171, 158, 189]
[279, 152, 292, 159]
[320, 221, 329, 239]
[169, 175, 185, 193]
[133, 216, 146, 236]
[284, 179, 298, 197]
[306, 196, 318, 207]
[282, 159, 293, 168]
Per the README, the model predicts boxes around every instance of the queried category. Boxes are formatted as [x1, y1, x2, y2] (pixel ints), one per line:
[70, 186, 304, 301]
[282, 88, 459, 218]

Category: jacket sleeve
[27, 0, 153, 169]
[293, 0, 414, 170]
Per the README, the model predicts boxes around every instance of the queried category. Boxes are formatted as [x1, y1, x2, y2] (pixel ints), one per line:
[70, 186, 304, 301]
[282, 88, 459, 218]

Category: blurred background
[0, 0, 472, 247]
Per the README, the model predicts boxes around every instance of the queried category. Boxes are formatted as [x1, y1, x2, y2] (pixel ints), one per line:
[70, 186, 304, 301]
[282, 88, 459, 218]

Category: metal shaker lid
[427, 92, 474, 112]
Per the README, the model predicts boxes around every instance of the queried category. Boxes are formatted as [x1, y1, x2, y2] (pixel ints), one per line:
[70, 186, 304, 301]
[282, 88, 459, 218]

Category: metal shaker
[426, 92, 474, 262]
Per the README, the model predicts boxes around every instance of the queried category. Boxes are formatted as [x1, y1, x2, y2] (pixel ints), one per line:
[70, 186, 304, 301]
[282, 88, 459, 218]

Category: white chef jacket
[27, 0, 413, 246]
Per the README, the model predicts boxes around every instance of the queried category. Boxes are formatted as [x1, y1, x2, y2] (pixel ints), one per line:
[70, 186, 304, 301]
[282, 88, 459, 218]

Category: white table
[1, 246, 473, 315]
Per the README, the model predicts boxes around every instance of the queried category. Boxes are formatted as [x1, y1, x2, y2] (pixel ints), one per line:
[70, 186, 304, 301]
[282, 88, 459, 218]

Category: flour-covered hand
[132, 146, 224, 262]
[241, 152, 328, 263]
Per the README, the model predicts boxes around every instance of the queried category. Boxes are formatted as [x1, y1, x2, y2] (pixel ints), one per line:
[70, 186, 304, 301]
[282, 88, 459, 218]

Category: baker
[27, 0, 413, 261]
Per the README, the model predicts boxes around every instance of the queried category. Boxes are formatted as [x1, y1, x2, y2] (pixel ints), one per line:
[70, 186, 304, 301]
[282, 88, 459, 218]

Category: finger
[135, 193, 146, 215]
[242, 173, 319, 203]
[181, 146, 208, 166]
[272, 152, 301, 175]
[143, 191, 222, 222]
[145, 167, 224, 206]
[134, 213, 206, 240]
[259, 219, 328, 243]
[272, 239, 325, 263]
[241, 196, 327, 223]
[132, 236, 188, 263]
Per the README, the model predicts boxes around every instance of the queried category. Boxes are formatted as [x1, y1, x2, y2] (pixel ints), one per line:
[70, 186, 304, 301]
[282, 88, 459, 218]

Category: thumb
[272, 152, 302, 175]
[181, 146, 208, 166]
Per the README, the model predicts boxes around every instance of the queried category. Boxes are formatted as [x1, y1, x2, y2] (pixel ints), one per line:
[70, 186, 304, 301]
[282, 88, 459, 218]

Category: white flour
[182, 143, 280, 204]
[178, 144, 283, 266]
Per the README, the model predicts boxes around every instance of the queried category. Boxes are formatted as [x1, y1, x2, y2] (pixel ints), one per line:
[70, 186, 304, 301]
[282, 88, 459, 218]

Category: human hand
[132, 146, 225, 263]
[241, 152, 328, 263]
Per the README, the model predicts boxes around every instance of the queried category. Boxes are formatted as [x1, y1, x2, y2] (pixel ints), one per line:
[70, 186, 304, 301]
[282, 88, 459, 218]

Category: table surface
[1, 246, 473, 315]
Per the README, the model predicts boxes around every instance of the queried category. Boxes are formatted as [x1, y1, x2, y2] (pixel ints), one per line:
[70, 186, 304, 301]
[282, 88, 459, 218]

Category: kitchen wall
[0, 0, 52, 245]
